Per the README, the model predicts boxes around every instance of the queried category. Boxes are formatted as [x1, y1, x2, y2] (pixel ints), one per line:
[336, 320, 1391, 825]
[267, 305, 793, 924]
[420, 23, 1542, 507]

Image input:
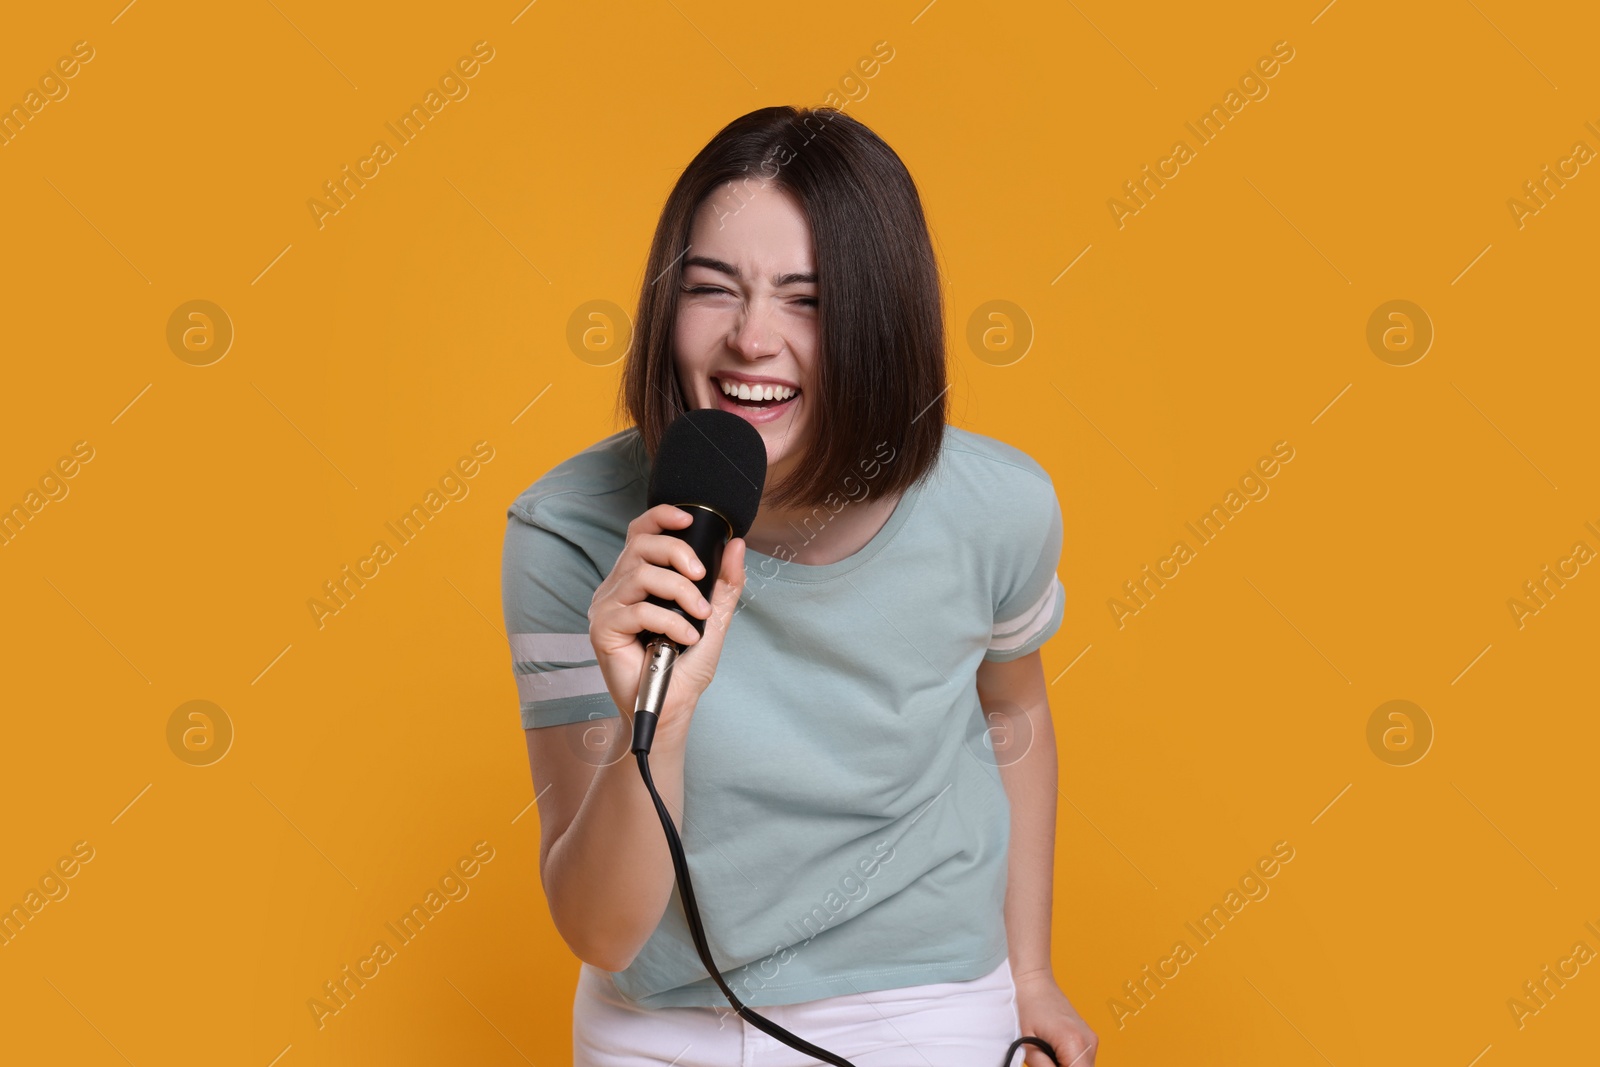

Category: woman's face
[672, 179, 818, 487]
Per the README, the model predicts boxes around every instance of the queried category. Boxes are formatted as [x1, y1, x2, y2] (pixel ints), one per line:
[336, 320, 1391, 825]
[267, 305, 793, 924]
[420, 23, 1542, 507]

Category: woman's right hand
[587, 504, 747, 747]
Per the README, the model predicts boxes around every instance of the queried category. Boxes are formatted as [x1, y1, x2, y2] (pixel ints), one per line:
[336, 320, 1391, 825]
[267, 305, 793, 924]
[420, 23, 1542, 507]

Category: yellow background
[2, 1, 1596, 1064]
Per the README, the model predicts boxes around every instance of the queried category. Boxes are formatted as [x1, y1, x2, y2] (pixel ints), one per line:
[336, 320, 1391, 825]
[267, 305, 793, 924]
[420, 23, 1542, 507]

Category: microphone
[631, 408, 766, 754]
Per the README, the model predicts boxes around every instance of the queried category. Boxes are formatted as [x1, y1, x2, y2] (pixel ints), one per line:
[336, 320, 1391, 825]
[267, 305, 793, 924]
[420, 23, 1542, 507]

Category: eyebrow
[683, 255, 816, 287]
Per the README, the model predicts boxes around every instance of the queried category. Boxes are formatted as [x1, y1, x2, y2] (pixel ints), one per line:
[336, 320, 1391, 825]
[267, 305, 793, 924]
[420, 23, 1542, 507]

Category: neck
[742, 486, 902, 566]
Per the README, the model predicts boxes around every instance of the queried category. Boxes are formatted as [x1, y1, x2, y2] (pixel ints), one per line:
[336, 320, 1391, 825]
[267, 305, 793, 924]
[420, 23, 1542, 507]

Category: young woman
[502, 106, 1096, 1067]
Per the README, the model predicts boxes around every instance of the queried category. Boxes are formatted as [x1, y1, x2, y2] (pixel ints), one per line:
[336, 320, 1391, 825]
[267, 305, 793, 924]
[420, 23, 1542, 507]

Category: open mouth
[713, 376, 801, 421]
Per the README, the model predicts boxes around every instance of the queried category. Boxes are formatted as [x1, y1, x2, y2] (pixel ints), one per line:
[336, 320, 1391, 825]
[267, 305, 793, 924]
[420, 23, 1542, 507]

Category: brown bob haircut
[617, 105, 947, 510]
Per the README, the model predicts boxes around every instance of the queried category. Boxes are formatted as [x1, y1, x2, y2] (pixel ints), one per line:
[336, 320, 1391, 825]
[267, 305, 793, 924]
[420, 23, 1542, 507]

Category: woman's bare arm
[525, 716, 688, 972]
[523, 520, 746, 972]
[976, 649, 1059, 982]
[978, 648, 1099, 1066]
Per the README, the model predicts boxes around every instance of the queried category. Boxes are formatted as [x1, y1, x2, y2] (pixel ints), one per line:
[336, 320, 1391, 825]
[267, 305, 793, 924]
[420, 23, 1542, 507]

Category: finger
[598, 600, 702, 648]
[706, 541, 747, 621]
[626, 504, 694, 539]
[628, 532, 708, 582]
[716, 538, 747, 600]
[1021, 1031, 1069, 1067]
[683, 543, 745, 651]
[618, 562, 712, 620]
[1057, 1035, 1095, 1067]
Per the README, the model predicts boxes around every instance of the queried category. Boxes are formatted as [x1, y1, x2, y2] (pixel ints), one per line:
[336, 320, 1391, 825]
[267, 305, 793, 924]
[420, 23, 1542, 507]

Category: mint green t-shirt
[500, 424, 1065, 1009]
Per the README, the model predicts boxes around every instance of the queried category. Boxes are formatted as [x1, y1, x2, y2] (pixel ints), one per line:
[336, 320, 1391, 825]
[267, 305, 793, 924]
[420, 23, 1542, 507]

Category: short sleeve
[500, 508, 620, 728]
[984, 483, 1065, 663]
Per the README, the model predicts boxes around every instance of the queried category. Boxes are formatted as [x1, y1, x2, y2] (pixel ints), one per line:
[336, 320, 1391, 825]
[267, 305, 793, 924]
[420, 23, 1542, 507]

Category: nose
[728, 301, 783, 361]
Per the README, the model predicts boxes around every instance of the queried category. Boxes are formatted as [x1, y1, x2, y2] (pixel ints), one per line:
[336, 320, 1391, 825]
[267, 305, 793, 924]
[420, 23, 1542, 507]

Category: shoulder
[938, 429, 1065, 639]
[934, 425, 1058, 508]
[930, 426, 1062, 576]
[505, 427, 648, 544]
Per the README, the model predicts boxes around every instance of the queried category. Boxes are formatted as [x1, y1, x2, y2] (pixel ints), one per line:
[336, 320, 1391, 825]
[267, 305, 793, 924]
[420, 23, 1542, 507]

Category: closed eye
[682, 285, 816, 308]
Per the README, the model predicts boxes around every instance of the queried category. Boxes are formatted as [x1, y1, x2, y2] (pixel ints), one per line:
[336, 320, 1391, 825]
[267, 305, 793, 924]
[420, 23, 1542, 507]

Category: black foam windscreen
[646, 408, 767, 538]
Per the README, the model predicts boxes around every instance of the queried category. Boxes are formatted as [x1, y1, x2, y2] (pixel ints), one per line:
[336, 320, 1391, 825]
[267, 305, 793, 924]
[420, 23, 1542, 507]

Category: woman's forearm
[994, 693, 1060, 981]
[542, 716, 691, 972]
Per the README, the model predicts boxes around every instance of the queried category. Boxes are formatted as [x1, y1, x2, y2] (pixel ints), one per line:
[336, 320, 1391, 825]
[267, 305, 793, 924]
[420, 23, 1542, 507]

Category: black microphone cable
[632, 746, 1063, 1067]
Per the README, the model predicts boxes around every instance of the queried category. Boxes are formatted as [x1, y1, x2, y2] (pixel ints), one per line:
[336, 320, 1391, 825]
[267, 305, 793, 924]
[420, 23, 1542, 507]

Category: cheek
[675, 310, 726, 361]
[675, 365, 704, 406]
[676, 303, 727, 347]
[672, 321, 712, 396]
[792, 392, 812, 428]
[671, 316, 694, 364]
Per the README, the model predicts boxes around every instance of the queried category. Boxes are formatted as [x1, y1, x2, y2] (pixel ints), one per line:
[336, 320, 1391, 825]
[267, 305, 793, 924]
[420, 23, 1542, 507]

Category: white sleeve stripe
[989, 575, 1062, 652]
[992, 573, 1060, 635]
[509, 632, 595, 663]
[516, 664, 609, 703]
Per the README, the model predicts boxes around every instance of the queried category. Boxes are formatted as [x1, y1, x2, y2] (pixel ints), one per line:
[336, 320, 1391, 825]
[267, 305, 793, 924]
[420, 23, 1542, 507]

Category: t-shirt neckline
[741, 475, 925, 583]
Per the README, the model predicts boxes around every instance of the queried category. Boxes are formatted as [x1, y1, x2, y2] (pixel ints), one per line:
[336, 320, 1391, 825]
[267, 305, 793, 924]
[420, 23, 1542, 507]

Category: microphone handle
[632, 504, 731, 754]
[638, 503, 730, 646]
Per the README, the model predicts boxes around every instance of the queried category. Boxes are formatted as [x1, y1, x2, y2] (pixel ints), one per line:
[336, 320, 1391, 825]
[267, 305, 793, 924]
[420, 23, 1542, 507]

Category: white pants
[572, 957, 1021, 1066]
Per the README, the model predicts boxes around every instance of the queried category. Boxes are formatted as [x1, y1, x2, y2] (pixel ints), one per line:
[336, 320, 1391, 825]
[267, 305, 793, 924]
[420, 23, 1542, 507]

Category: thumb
[706, 538, 747, 629]
[671, 539, 745, 694]
[679, 539, 746, 663]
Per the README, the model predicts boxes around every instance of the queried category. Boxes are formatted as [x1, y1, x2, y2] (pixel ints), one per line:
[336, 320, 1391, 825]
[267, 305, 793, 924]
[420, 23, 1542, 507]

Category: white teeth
[717, 378, 798, 403]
